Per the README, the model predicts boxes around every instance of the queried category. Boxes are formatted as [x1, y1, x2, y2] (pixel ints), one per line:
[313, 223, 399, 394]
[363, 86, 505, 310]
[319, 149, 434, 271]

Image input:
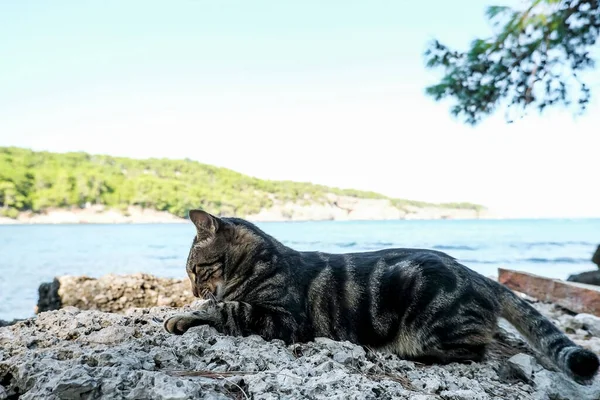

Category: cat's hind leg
[408, 315, 495, 365]
[409, 342, 488, 365]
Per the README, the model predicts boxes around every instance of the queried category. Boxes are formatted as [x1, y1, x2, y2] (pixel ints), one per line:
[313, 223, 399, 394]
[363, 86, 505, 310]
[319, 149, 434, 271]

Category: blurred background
[1, 0, 599, 321]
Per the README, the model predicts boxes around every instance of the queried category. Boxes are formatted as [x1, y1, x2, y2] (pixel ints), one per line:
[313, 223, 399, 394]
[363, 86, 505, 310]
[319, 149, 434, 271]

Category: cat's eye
[195, 260, 220, 268]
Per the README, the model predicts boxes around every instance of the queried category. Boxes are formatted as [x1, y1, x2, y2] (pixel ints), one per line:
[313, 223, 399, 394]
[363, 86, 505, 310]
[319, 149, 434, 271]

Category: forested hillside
[0, 147, 484, 219]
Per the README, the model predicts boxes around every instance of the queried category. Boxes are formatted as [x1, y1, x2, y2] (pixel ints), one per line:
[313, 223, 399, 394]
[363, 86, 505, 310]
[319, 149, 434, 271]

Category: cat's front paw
[163, 312, 205, 335]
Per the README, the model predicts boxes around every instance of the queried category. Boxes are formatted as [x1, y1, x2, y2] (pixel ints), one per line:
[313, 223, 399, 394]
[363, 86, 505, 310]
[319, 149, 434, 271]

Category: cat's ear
[188, 209, 220, 239]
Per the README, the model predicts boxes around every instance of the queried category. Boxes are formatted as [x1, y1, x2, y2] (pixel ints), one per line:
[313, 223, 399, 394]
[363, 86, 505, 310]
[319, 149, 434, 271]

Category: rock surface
[1, 301, 599, 400]
[565, 244, 600, 287]
[35, 273, 194, 314]
[0, 319, 20, 328]
[593, 244, 600, 269]
[567, 270, 600, 286]
[573, 314, 600, 337]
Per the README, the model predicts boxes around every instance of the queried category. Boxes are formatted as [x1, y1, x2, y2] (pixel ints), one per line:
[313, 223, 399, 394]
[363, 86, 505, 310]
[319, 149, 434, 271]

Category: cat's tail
[494, 281, 599, 384]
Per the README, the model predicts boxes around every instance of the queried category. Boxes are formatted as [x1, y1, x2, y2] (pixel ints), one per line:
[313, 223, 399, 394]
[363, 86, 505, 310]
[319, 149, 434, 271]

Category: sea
[1, 218, 599, 321]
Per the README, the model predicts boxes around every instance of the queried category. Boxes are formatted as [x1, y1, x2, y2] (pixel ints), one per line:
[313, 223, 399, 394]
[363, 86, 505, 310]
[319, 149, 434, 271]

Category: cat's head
[185, 209, 262, 301]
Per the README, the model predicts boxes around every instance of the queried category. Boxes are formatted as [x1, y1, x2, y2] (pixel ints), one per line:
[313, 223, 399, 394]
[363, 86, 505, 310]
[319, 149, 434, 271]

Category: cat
[164, 209, 599, 385]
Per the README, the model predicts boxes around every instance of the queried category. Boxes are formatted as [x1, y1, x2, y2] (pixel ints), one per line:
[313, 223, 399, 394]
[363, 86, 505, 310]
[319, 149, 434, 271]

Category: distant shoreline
[1, 207, 597, 225]
[0, 206, 186, 225]
[0, 205, 496, 225]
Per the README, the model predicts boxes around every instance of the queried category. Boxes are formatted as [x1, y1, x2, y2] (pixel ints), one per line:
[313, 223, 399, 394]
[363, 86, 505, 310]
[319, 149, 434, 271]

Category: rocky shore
[36, 273, 195, 314]
[0, 205, 187, 225]
[1, 274, 599, 399]
[568, 244, 600, 286]
[1, 301, 599, 399]
[0, 195, 489, 225]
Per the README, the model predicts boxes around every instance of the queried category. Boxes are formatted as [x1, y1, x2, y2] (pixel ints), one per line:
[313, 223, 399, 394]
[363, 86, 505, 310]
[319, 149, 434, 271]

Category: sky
[1, 0, 599, 218]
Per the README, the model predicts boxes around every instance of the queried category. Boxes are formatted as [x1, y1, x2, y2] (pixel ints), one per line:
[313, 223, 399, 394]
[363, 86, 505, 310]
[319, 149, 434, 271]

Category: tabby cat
[164, 210, 599, 384]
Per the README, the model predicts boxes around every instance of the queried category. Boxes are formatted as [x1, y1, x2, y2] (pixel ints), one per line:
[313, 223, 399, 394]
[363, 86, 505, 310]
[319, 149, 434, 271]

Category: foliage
[424, 0, 599, 125]
[0, 147, 484, 218]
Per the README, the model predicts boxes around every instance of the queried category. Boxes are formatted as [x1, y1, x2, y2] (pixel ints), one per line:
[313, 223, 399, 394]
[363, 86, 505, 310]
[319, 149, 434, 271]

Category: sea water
[1, 218, 598, 321]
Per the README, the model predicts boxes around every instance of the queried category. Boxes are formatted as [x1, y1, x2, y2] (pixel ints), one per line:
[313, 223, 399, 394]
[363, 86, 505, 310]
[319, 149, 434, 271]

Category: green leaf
[423, 0, 599, 126]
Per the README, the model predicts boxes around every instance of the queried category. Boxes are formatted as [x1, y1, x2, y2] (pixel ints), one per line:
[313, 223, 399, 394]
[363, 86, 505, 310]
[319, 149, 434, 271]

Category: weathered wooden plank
[498, 268, 600, 316]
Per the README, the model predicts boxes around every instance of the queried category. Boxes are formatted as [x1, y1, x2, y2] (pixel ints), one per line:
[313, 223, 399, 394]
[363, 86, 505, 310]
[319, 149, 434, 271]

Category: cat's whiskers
[201, 288, 218, 304]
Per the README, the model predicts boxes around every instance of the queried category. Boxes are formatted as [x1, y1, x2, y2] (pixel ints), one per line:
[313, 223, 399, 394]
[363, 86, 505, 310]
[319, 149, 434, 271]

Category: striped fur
[164, 210, 599, 384]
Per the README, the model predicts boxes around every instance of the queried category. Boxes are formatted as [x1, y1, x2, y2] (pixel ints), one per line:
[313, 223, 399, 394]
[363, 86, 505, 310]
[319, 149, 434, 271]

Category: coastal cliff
[245, 194, 488, 222]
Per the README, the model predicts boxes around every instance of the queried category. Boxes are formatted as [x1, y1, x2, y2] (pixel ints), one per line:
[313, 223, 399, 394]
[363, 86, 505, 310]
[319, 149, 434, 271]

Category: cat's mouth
[200, 284, 223, 302]
[194, 280, 224, 302]
[200, 288, 217, 301]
